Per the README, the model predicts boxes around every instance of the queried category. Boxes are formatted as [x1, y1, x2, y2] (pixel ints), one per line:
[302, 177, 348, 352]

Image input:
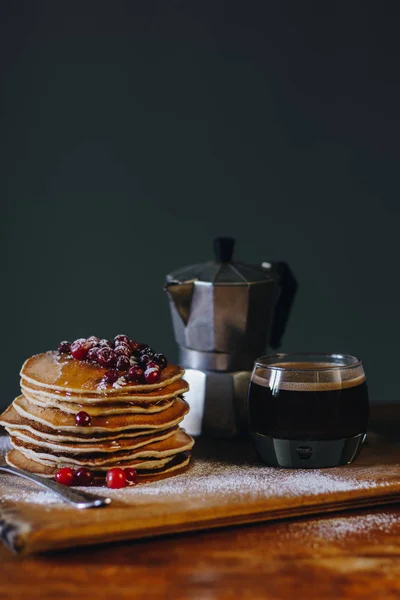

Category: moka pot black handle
[269, 262, 298, 349]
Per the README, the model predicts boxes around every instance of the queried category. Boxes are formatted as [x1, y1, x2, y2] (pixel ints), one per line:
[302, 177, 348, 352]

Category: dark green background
[2, 1, 400, 408]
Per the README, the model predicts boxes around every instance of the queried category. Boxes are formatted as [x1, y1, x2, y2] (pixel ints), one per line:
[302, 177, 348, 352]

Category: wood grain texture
[1, 415, 400, 554]
[0, 505, 400, 599]
[0, 406, 400, 599]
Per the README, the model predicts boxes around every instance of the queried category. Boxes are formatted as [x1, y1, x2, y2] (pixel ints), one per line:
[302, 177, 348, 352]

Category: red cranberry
[58, 341, 71, 354]
[114, 343, 132, 358]
[87, 347, 99, 362]
[97, 346, 116, 368]
[114, 334, 131, 346]
[124, 468, 138, 484]
[127, 366, 144, 383]
[76, 411, 92, 426]
[55, 467, 75, 486]
[106, 468, 127, 489]
[146, 361, 159, 370]
[116, 355, 130, 371]
[104, 369, 119, 384]
[154, 353, 168, 370]
[87, 336, 100, 345]
[99, 339, 112, 347]
[75, 467, 94, 486]
[144, 367, 161, 384]
[70, 338, 91, 360]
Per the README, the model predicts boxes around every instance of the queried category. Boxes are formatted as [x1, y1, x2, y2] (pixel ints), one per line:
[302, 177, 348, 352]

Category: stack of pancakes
[0, 351, 194, 480]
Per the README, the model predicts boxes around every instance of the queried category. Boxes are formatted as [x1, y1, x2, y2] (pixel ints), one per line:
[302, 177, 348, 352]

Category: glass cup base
[251, 432, 366, 468]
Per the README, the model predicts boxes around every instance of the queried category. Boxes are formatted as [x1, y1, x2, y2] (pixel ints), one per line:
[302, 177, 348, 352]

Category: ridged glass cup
[247, 353, 369, 468]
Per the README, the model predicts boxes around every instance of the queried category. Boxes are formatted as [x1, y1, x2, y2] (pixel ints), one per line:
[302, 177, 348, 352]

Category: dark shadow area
[191, 436, 258, 465]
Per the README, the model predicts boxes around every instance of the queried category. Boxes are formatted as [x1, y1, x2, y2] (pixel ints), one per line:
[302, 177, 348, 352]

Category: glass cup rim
[254, 352, 362, 372]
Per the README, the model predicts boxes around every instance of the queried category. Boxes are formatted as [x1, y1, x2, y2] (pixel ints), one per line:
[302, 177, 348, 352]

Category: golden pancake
[20, 378, 189, 404]
[0, 405, 177, 442]
[1, 342, 193, 483]
[6, 449, 191, 480]
[12, 395, 189, 433]
[13, 444, 180, 471]
[6, 426, 178, 453]
[23, 390, 175, 415]
[21, 352, 184, 394]
[10, 430, 194, 466]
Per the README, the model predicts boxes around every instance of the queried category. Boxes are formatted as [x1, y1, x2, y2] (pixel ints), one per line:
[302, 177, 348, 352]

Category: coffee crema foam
[253, 362, 366, 392]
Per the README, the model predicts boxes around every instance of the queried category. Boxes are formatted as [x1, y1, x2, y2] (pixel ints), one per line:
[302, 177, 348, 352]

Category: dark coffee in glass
[248, 354, 369, 468]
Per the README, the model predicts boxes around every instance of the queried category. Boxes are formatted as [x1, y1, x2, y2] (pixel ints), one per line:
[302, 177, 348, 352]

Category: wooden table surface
[1, 406, 400, 600]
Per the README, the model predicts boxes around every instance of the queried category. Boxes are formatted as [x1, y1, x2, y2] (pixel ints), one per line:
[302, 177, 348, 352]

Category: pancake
[2, 343, 193, 484]
[6, 426, 179, 453]
[6, 448, 191, 480]
[10, 429, 195, 466]
[21, 352, 184, 394]
[22, 390, 175, 415]
[12, 395, 189, 433]
[0, 405, 179, 442]
[21, 378, 190, 404]
[13, 444, 178, 471]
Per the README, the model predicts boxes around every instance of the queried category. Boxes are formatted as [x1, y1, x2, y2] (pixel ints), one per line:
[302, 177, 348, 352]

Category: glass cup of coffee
[247, 353, 369, 468]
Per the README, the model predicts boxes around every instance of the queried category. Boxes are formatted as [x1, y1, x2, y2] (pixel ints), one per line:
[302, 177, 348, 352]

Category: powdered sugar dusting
[105, 454, 390, 506]
[0, 488, 60, 506]
[89, 438, 395, 508]
[0, 436, 398, 513]
[303, 512, 400, 541]
[0, 437, 62, 506]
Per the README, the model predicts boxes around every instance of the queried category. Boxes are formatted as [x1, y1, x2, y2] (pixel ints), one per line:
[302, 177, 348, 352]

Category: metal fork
[0, 464, 112, 509]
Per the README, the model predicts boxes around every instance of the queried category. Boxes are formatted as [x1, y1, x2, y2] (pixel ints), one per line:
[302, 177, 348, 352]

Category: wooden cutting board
[1, 433, 400, 555]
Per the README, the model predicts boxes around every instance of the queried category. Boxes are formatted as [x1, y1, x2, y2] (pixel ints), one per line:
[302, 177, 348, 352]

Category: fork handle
[0, 465, 112, 509]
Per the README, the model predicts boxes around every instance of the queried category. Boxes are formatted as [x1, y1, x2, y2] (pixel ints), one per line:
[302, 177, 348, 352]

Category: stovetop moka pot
[165, 238, 298, 436]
